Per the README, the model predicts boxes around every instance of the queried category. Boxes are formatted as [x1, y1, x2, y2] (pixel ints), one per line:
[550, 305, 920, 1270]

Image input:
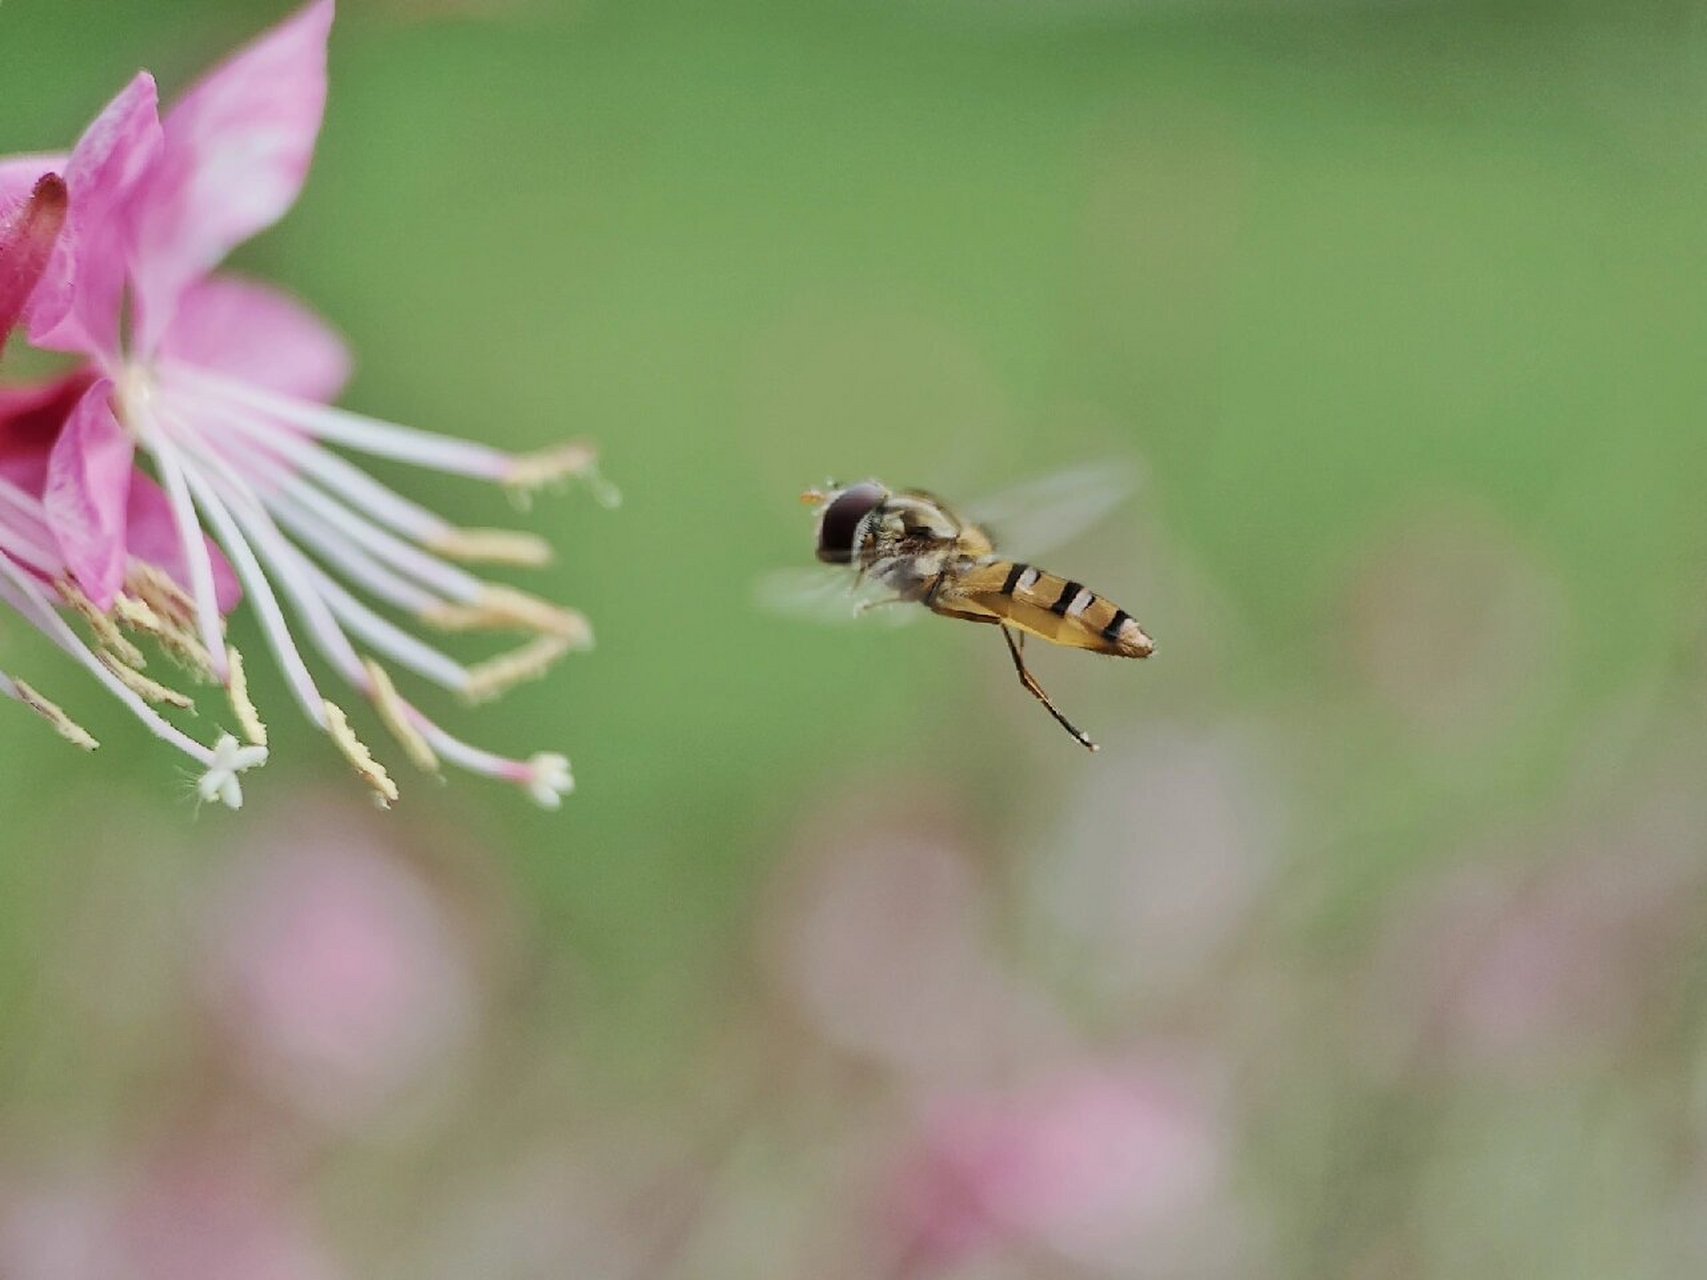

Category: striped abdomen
[942, 559, 1154, 657]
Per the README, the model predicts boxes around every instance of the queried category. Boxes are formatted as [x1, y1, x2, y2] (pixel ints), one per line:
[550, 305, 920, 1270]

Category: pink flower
[887, 1064, 1235, 1276]
[0, 1, 610, 807]
[886, 1063, 1229, 1275]
[0, 375, 267, 804]
[200, 809, 476, 1123]
[767, 821, 1069, 1083]
[0, 1147, 343, 1280]
[1033, 725, 1280, 1008]
[2, 182, 263, 804]
[1364, 789, 1707, 1077]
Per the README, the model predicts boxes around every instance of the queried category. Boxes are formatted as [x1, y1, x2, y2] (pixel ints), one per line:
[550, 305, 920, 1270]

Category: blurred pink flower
[766, 817, 1068, 1084]
[1366, 781, 1707, 1075]
[1034, 724, 1280, 1007]
[0, 0, 609, 805]
[886, 1061, 1229, 1275]
[201, 811, 476, 1123]
[0, 1147, 341, 1280]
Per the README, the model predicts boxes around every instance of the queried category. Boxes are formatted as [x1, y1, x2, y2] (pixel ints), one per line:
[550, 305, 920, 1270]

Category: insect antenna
[1000, 625, 1098, 752]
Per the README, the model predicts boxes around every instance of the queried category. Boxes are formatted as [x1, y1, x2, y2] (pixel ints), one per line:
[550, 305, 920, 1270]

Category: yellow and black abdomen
[939, 560, 1154, 658]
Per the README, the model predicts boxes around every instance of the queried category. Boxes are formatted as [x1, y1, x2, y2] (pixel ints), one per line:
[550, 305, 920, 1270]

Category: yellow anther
[60, 582, 146, 669]
[117, 573, 220, 680]
[425, 527, 553, 568]
[111, 594, 164, 634]
[14, 681, 98, 751]
[504, 441, 620, 508]
[97, 651, 194, 710]
[323, 700, 399, 809]
[226, 647, 267, 747]
[422, 586, 593, 646]
[150, 624, 220, 681]
[463, 635, 573, 704]
[362, 660, 439, 773]
[126, 564, 203, 632]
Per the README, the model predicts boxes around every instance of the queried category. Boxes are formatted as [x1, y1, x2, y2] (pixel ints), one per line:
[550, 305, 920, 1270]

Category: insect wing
[752, 566, 920, 627]
[959, 460, 1139, 560]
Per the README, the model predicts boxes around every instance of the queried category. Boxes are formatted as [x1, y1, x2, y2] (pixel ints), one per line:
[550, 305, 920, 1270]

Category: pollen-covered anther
[114, 591, 217, 680]
[463, 635, 574, 704]
[225, 647, 267, 747]
[96, 651, 194, 710]
[126, 564, 203, 633]
[13, 681, 99, 751]
[425, 527, 554, 567]
[111, 594, 164, 634]
[422, 586, 593, 646]
[323, 700, 400, 809]
[505, 440, 595, 490]
[145, 620, 220, 682]
[119, 571, 221, 679]
[362, 660, 439, 774]
[505, 441, 621, 508]
[59, 582, 147, 669]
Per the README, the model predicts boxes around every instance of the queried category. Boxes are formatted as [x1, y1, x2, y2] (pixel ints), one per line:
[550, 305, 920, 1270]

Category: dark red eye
[816, 483, 885, 564]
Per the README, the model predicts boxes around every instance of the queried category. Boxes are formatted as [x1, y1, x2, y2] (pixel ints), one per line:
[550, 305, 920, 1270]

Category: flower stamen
[177, 459, 327, 725]
[364, 659, 439, 773]
[8, 677, 100, 750]
[0, 552, 230, 772]
[423, 585, 592, 644]
[463, 635, 574, 704]
[96, 650, 194, 709]
[145, 435, 232, 682]
[225, 646, 267, 746]
[424, 527, 553, 567]
[503, 441, 619, 507]
[60, 580, 148, 668]
[322, 699, 398, 808]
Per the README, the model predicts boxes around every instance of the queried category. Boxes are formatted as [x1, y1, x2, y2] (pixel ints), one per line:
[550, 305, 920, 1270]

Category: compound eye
[816, 483, 885, 564]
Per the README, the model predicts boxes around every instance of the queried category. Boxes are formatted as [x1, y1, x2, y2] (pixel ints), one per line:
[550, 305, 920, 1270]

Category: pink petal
[0, 154, 68, 207]
[129, 0, 335, 354]
[43, 379, 134, 607]
[0, 175, 68, 342]
[161, 274, 350, 403]
[125, 471, 243, 614]
[27, 74, 163, 360]
[0, 372, 240, 611]
[0, 374, 95, 495]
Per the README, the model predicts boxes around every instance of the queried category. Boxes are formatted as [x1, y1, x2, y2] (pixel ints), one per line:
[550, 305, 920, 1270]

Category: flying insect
[767, 467, 1153, 751]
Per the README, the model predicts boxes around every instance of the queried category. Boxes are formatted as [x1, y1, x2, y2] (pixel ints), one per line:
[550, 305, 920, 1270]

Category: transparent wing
[752, 567, 922, 627]
[958, 459, 1140, 561]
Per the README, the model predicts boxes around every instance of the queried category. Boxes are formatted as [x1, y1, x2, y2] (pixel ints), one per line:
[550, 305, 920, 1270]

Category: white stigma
[523, 752, 573, 810]
[197, 732, 269, 810]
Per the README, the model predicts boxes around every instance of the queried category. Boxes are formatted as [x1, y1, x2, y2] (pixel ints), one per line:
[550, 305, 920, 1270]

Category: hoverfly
[762, 465, 1153, 751]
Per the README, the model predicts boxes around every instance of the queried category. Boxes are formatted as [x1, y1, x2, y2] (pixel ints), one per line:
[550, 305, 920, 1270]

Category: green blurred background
[3, 0, 1707, 1275]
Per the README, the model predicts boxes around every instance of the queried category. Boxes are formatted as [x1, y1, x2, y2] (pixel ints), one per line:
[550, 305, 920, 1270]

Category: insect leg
[1001, 625, 1097, 752]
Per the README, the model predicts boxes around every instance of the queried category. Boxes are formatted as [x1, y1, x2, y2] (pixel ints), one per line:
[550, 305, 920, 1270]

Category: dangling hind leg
[1000, 625, 1097, 752]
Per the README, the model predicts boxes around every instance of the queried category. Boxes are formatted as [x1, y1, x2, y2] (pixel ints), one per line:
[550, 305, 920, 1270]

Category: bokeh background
[5, 0, 1707, 1275]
